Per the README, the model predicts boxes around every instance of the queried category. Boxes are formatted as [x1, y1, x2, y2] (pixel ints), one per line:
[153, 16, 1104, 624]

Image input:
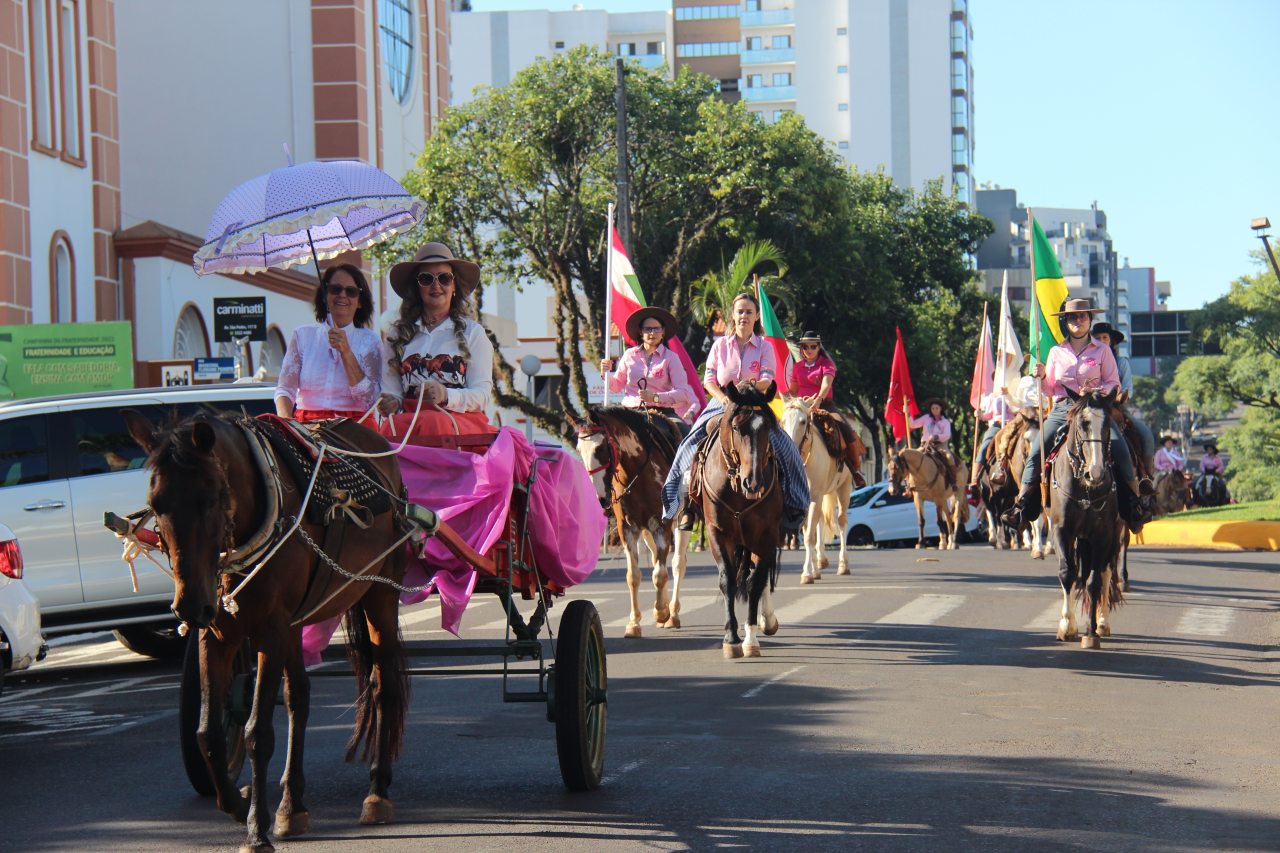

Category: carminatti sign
[214, 296, 267, 342]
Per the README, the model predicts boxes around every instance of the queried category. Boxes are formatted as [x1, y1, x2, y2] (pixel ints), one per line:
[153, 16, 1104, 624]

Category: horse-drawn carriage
[107, 412, 608, 852]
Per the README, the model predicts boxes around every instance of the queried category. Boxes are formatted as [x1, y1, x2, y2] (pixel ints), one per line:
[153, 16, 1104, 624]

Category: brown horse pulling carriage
[107, 412, 606, 853]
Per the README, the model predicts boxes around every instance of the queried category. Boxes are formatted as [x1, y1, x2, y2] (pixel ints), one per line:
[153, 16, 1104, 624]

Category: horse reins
[702, 405, 779, 524]
[1053, 406, 1116, 511]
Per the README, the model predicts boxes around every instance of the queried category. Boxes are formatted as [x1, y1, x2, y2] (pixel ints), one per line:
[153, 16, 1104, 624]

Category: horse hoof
[762, 617, 780, 636]
[275, 810, 310, 838]
[1122, 580, 1131, 592]
[800, 574, 814, 585]
[722, 643, 743, 659]
[836, 566, 850, 576]
[624, 623, 642, 638]
[239, 844, 274, 853]
[360, 794, 394, 825]
[1056, 630, 1078, 642]
[662, 615, 682, 629]
[1098, 624, 1111, 637]
[1081, 635, 1101, 650]
[915, 543, 923, 550]
[743, 644, 762, 658]
[653, 609, 670, 625]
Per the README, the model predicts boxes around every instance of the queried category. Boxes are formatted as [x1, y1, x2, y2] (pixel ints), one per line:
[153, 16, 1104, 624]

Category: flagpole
[969, 301, 988, 485]
[903, 397, 912, 450]
[1029, 208, 1047, 507]
[603, 202, 614, 406]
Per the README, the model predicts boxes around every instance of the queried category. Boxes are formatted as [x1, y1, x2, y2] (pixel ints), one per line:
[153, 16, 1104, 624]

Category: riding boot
[989, 460, 1008, 486]
[781, 504, 807, 537]
[678, 500, 700, 532]
[1001, 485, 1042, 527]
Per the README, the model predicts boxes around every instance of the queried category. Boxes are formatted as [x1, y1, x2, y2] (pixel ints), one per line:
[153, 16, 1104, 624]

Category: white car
[0, 521, 44, 694]
[845, 481, 981, 548]
[0, 383, 276, 658]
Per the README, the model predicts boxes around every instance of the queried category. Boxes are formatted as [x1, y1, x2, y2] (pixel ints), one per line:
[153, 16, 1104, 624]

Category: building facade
[2, 0, 449, 387]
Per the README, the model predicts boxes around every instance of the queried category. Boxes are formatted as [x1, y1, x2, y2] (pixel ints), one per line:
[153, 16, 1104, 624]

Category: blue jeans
[662, 401, 809, 520]
[977, 423, 1002, 465]
[1021, 398, 1135, 488]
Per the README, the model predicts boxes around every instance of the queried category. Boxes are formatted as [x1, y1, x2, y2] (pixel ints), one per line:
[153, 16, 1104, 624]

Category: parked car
[0, 383, 276, 658]
[845, 480, 982, 548]
[0, 521, 45, 695]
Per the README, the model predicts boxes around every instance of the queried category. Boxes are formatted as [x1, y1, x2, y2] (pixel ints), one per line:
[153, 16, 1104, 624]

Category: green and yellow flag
[1029, 216, 1067, 363]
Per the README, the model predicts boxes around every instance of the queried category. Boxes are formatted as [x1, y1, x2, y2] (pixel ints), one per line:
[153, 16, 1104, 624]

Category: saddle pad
[251, 416, 392, 525]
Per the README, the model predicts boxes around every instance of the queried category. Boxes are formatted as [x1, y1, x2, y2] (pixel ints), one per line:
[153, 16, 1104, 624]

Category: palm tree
[690, 240, 796, 333]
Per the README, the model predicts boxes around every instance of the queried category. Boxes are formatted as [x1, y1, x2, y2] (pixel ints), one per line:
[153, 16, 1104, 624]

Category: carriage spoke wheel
[179, 637, 252, 797]
[551, 600, 607, 791]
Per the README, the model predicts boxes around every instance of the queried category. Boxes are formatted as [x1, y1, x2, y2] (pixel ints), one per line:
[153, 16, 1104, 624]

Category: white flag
[993, 273, 1024, 403]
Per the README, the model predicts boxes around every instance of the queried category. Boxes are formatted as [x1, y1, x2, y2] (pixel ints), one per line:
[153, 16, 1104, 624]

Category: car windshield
[850, 485, 883, 509]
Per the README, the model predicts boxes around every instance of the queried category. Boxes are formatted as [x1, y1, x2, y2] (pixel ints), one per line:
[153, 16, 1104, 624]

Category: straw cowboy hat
[1091, 322, 1125, 346]
[389, 242, 481, 299]
[624, 306, 679, 344]
[1051, 297, 1104, 316]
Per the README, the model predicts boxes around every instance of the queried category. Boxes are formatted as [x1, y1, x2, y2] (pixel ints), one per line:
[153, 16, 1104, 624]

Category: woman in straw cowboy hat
[1004, 297, 1152, 529]
[600, 305, 701, 432]
[376, 242, 495, 436]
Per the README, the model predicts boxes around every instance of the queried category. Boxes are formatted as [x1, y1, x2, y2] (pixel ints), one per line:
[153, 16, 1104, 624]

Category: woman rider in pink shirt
[911, 398, 953, 445]
[789, 331, 864, 479]
[1005, 298, 1152, 529]
[600, 306, 700, 434]
[662, 292, 810, 533]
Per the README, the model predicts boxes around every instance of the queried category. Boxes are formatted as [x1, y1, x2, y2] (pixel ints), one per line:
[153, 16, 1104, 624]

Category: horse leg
[241, 639, 285, 853]
[710, 530, 742, 658]
[1120, 533, 1131, 592]
[274, 637, 311, 839]
[935, 502, 950, 550]
[800, 502, 818, 584]
[914, 495, 926, 549]
[621, 526, 644, 638]
[645, 526, 671, 626]
[814, 501, 829, 571]
[833, 490, 850, 575]
[664, 525, 690, 628]
[358, 588, 408, 826]
[1097, 563, 1113, 638]
[1081, 552, 1104, 649]
[742, 552, 763, 658]
[198, 631, 250, 824]
[1056, 535, 1079, 642]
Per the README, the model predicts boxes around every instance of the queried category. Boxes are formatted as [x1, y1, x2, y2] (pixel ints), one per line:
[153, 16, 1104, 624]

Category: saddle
[1043, 407, 1144, 484]
[920, 440, 960, 492]
[990, 412, 1036, 486]
[687, 414, 723, 507]
[812, 409, 867, 486]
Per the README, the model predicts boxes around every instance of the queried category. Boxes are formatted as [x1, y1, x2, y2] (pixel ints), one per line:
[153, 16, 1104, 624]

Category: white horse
[781, 400, 853, 584]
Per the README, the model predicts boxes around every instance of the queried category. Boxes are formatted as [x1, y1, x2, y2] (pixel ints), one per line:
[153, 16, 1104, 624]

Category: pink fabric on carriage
[301, 427, 607, 665]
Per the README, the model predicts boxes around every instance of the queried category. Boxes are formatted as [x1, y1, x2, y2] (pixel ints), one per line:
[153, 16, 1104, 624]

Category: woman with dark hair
[661, 291, 809, 533]
[274, 263, 381, 420]
[376, 242, 495, 435]
[600, 305, 700, 431]
[789, 330, 865, 479]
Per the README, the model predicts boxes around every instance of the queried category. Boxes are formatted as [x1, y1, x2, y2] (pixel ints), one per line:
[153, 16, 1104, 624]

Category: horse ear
[723, 382, 742, 405]
[191, 419, 217, 453]
[123, 409, 157, 453]
[763, 380, 777, 402]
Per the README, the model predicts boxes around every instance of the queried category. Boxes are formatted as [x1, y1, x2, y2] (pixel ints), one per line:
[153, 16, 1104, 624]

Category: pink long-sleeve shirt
[1199, 454, 1224, 475]
[704, 333, 776, 389]
[606, 344, 698, 417]
[1042, 338, 1119, 401]
[910, 413, 952, 442]
[1155, 447, 1186, 472]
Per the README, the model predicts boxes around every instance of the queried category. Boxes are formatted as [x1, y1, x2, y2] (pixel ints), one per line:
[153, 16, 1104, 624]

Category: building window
[745, 35, 762, 50]
[617, 42, 636, 56]
[747, 74, 763, 88]
[773, 110, 786, 123]
[554, 41, 565, 49]
[772, 35, 791, 49]
[675, 41, 739, 58]
[646, 41, 661, 55]
[675, 4, 739, 20]
[772, 72, 792, 86]
[719, 78, 739, 93]
[57, 0, 81, 160]
[837, 102, 849, 112]
[173, 304, 210, 359]
[951, 18, 967, 53]
[49, 232, 74, 323]
[28, 0, 83, 162]
[952, 95, 968, 128]
[837, 141, 849, 150]
[29, 0, 54, 150]
[745, 0, 761, 10]
[837, 64, 848, 73]
[951, 56, 967, 90]
[836, 26, 847, 35]
[379, 0, 415, 104]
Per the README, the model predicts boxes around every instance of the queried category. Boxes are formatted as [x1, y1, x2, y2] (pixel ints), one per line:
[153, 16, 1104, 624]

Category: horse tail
[342, 592, 410, 764]
[733, 545, 751, 602]
[821, 492, 840, 533]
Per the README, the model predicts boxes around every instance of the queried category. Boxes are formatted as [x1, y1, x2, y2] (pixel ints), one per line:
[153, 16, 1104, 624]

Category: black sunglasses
[640, 326, 665, 334]
[326, 284, 361, 298]
[417, 272, 455, 287]
[800, 343, 820, 349]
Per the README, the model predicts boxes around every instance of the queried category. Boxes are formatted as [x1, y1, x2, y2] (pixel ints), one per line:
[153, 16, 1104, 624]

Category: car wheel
[113, 624, 189, 660]
[847, 525, 874, 547]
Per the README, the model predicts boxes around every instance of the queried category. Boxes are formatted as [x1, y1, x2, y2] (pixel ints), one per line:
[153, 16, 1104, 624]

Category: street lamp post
[1250, 217, 1280, 281]
[519, 354, 542, 443]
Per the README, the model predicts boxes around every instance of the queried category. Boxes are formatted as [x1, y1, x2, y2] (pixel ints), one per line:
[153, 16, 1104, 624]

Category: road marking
[1175, 606, 1235, 636]
[875, 594, 965, 625]
[606, 595, 718, 630]
[742, 665, 805, 699]
[1024, 603, 1064, 630]
[40, 642, 129, 665]
[773, 593, 857, 626]
[94, 709, 178, 735]
[600, 759, 645, 785]
[47, 632, 112, 648]
[76, 676, 163, 698]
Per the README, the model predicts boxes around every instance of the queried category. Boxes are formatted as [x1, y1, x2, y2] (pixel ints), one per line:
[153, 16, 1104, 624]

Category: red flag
[885, 326, 919, 442]
[969, 312, 994, 411]
[754, 277, 791, 394]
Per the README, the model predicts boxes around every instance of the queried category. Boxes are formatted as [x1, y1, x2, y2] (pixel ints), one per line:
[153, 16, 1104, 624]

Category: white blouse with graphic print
[379, 316, 493, 413]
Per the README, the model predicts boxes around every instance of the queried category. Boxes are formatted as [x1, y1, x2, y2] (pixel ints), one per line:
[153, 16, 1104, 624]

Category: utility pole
[614, 58, 632, 256]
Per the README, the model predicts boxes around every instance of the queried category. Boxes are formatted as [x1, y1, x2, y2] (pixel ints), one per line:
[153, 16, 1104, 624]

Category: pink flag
[969, 312, 994, 410]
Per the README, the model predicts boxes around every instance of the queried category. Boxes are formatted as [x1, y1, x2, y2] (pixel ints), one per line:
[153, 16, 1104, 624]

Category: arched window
[380, 0, 415, 104]
[48, 232, 75, 323]
[173, 304, 210, 359]
[258, 325, 287, 382]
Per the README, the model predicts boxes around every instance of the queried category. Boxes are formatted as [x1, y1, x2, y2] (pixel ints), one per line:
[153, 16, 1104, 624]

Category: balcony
[741, 84, 796, 103]
[741, 47, 795, 65]
[741, 9, 793, 28]
[626, 54, 667, 70]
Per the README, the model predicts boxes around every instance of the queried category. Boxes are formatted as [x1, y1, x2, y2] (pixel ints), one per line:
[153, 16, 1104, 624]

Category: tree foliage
[689, 240, 791, 334]
[1220, 408, 1280, 502]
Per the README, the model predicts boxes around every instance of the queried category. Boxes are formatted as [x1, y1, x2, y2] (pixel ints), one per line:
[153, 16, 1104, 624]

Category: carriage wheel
[552, 600, 607, 791]
[179, 636, 252, 796]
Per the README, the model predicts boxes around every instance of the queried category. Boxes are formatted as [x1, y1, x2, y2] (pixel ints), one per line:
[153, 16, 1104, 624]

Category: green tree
[1220, 408, 1280, 502]
[689, 240, 791, 336]
[1131, 358, 1179, 434]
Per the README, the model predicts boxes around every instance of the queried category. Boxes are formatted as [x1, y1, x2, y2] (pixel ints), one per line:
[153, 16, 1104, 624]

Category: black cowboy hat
[1051, 297, 1105, 316]
[797, 330, 823, 344]
[389, 242, 481, 299]
[1160, 435, 1179, 446]
[1091, 322, 1125, 346]
[624, 306, 678, 344]
[922, 397, 947, 416]
[1205, 443, 1219, 453]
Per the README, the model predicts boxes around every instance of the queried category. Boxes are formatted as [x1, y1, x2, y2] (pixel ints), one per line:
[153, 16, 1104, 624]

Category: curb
[1133, 520, 1280, 551]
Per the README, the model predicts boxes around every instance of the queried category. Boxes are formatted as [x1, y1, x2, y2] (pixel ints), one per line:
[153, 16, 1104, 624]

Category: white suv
[0, 383, 276, 657]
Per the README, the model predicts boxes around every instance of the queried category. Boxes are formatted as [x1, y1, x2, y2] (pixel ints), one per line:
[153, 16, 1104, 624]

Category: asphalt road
[2, 542, 1277, 853]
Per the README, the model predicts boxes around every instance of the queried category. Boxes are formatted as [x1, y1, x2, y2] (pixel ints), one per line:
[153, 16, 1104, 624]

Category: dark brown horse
[124, 411, 409, 853]
[1046, 390, 1125, 649]
[574, 406, 689, 636]
[695, 382, 783, 658]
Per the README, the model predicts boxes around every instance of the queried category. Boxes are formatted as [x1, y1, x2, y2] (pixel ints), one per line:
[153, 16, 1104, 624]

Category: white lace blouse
[273, 321, 382, 413]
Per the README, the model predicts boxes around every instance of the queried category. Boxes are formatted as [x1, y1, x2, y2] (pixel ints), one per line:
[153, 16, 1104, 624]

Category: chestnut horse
[780, 399, 852, 583]
[887, 446, 969, 550]
[574, 406, 689, 636]
[124, 411, 410, 853]
[696, 382, 783, 658]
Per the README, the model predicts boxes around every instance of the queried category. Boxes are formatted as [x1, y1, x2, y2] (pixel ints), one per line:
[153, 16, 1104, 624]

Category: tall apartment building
[673, 0, 974, 202]
[2, 0, 448, 387]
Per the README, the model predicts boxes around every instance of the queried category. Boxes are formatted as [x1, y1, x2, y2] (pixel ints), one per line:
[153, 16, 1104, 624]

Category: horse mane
[587, 405, 681, 458]
[146, 410, 243, 471]
[724, 385, 778, 429]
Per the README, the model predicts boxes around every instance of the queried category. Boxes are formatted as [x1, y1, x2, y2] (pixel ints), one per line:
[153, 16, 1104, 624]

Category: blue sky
[468, 0, 1280, 309]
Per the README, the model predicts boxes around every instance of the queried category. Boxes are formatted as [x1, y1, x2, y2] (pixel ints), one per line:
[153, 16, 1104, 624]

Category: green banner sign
[0, 322, 134, 400]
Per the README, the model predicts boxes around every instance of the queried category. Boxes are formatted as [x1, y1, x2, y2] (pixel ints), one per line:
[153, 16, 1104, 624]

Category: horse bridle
[1055, 405, 1116, 510]
[706, 404, 778, 519]
[578, 421, 650, 505]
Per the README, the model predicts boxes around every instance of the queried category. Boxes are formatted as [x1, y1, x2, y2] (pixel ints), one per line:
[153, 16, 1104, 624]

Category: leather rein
[701, 405, 779, 523]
